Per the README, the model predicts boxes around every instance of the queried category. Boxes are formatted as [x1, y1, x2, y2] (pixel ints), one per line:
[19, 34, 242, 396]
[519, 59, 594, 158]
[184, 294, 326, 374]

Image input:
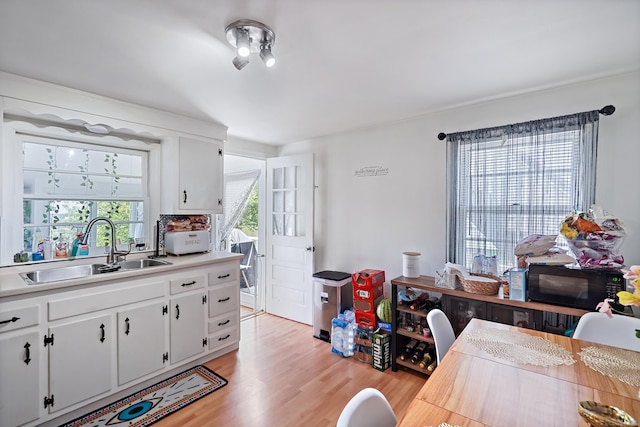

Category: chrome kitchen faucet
[80, 217, 131, 264]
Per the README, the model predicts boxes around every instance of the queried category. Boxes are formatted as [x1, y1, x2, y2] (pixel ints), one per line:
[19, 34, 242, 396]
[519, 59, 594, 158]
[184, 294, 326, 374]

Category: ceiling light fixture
[225, 19, 276, 71]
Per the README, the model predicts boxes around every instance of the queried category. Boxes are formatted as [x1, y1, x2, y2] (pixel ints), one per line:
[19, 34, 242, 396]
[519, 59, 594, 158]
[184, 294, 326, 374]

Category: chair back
[572, 312, 640, 351]
[336, 388, 396, 427]
[427, 309, 456, 364]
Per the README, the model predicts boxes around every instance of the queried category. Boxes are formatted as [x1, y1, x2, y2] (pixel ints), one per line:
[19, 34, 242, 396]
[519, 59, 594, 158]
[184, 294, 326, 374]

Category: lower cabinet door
[170, 292, 205, 364]
[118, 301, 167, 385]
[442, 295, 487, 335]
[0, 331, 40, 427]
[487, 303, 542, 330]
[49, 314, 112, 413]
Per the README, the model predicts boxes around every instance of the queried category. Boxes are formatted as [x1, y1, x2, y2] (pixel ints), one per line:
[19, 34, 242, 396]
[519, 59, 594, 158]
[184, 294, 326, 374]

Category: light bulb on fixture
[235, 29, 250, 58]
[260, 46, 276, 67]
[232, 56, 250, 70]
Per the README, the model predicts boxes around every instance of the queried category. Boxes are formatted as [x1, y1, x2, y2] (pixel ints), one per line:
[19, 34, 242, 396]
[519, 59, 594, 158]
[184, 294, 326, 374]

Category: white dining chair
[427, 309, 456, 364]
[572, 312, 640, 351]
[336, 388, 396, 427]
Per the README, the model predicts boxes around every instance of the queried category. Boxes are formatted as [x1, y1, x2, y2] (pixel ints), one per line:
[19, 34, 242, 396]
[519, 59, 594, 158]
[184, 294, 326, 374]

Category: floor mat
[61, 365, 228, 427]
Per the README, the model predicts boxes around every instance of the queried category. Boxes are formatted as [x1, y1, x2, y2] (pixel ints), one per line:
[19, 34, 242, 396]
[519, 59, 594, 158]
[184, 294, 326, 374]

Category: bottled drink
[419, 352, 432, 369]
[411, 342, 428, 364]
[427, 359, 437, 372]
[400, 339, 418, 361]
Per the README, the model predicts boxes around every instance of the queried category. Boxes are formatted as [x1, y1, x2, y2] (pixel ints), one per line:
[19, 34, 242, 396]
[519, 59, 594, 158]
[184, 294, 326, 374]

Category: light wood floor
[155, 313, 427, 427]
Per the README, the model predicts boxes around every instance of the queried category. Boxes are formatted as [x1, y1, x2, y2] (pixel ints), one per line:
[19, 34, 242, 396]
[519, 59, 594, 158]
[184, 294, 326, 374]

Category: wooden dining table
[396, 318, 640, 427]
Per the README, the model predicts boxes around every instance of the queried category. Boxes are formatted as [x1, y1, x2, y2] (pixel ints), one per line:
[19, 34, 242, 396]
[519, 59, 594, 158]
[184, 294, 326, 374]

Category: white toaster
[165, 230, 210, 255]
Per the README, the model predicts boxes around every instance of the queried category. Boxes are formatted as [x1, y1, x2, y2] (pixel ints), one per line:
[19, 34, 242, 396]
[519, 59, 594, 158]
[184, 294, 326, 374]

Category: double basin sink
[20, 258, 172, 285]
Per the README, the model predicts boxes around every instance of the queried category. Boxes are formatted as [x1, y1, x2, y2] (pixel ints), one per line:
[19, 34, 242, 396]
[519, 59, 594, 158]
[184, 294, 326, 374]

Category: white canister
[402, 252, 421, 278]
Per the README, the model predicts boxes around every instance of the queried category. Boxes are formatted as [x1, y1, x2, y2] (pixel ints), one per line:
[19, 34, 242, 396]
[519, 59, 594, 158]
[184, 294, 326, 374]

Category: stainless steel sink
[20, 259, 172, 285]
[20, 263, 113, 285]
[117, 259, 172, 270]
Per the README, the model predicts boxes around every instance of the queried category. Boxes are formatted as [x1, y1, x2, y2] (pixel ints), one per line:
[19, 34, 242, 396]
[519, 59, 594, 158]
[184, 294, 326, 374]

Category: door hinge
[218, 148, 223, 156]
[202, 338, 208, 347]
[203, 295, 207, 304]
[218, 198, 222, 206]
[43, 394, 54, 408]
[163, 352, 169, 363]
[43, 334, 54, 346]
[162, 305, 168, 315]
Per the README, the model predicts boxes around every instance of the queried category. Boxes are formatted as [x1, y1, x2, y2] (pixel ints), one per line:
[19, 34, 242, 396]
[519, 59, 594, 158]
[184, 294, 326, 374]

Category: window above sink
[1, 116, 162, 266]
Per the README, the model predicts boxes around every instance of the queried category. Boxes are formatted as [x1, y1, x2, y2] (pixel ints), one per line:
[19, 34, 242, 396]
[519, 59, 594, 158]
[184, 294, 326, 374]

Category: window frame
[1, 118, 161, 264]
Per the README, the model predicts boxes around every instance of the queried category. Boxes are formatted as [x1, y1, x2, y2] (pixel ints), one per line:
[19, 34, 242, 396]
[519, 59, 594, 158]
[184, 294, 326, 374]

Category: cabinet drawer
[208, 262, 239, 286]
[0, 305, 39, 333]
[208, 312, 238, 335]
[170, 273, 206, 295]
[208, 327, 238, 351]
[49, 281, 165, 321]
[208, 283, 238, 317]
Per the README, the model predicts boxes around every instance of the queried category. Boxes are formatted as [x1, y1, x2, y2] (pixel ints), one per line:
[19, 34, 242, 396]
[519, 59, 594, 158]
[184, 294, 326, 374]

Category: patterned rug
[61, 366, 228, 427]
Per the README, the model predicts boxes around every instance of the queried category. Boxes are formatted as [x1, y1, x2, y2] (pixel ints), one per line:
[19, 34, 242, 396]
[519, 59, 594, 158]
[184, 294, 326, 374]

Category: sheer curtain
[446, 110, 599, 273]
[216, 169, 260, 250]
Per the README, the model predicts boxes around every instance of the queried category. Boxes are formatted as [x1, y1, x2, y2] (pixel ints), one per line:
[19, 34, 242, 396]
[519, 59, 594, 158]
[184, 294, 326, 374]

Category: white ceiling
[1, 0, 639, 145]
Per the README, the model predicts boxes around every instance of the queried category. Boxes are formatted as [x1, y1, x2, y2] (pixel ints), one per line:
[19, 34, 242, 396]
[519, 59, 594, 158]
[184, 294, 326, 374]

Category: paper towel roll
[402, 252, 421, 278]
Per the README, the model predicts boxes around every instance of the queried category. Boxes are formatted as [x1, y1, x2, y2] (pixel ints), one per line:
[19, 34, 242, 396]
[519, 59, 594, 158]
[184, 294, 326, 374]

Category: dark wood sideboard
[389, 275, 589, 374]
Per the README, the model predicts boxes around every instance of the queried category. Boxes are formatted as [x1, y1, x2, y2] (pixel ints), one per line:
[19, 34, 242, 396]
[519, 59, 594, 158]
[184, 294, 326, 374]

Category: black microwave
[528, 264, 625, 310]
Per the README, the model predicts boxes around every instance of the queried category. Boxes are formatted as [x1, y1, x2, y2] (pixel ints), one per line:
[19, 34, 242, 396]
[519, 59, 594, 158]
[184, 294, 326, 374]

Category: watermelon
[376, 298, 393, 323]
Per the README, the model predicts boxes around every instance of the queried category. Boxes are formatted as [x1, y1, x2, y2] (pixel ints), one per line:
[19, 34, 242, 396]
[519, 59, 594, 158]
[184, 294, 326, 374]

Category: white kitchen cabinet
[48, 313, 112, 413]
[170, 292, 206, 364]
[117, 301, 167, 386]
[177, 136, 223, 213]
[207, 262, 240, 353]
[0, 254, 240, 427]
[0, 331, 40, 427]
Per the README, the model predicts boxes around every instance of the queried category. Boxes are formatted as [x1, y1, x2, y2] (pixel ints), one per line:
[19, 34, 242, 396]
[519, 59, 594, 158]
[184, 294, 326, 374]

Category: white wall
[279, 71, 640, 282]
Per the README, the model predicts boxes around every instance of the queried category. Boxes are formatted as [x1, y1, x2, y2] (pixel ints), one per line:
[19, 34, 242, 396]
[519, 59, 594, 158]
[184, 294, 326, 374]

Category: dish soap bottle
[70, 234, 81, 257]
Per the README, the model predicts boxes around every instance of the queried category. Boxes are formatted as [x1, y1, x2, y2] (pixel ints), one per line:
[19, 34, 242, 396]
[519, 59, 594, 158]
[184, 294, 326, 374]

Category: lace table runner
[578, 346, 640, 387]
[464, 328, 576, 366]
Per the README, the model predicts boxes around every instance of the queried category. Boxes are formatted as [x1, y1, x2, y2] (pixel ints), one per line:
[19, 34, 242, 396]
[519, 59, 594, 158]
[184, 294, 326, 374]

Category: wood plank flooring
[155, 313, 427, 427]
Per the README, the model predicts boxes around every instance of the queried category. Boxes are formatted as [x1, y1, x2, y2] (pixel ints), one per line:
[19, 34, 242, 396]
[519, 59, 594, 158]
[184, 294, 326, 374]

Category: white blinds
[446, 111, 599, 273]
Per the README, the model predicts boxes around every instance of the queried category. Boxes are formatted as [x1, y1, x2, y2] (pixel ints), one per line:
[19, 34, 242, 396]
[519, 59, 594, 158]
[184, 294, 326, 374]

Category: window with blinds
[446, 111, 599, 274]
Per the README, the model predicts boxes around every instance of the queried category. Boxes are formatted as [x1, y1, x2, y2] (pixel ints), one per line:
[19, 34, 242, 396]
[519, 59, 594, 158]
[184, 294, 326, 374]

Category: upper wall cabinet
[162, 136, 224, 214]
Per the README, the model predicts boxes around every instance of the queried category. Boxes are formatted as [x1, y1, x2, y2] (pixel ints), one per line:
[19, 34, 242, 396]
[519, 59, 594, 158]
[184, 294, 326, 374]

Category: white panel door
[49, 314, 112, 413]
[170, 292, 205, 364]
[265, 153, 314, 324]
[178, 137, 223, 212]
[117, 301, 167, 385]
[0, 331, 40, 427]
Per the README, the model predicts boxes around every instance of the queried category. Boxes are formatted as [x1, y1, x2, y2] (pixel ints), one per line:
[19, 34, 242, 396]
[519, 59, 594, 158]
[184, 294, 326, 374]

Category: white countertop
[0, 251, 243, 298]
